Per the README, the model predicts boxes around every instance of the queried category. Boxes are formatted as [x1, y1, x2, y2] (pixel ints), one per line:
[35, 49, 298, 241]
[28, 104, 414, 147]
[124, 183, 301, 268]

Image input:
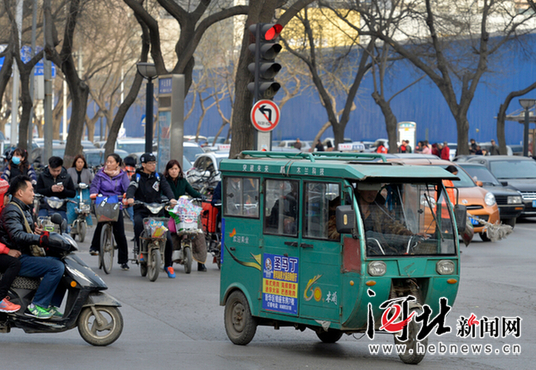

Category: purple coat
[90, 168, 130, 197]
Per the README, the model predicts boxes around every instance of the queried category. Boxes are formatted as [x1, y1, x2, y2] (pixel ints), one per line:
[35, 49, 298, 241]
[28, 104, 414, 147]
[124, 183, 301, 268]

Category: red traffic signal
[248, 23, 284, 41]
[248, 23, 284, 101]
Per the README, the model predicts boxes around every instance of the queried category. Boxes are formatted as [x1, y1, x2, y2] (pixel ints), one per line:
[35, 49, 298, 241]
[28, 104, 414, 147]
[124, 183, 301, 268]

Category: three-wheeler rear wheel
[395, 307, 428, 364]
[224, 290, 257, 345]
[316, 329, 343, 343]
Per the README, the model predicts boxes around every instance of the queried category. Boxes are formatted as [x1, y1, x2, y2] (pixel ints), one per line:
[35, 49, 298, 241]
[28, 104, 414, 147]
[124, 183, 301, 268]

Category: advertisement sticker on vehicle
[262, 253, 299, 315]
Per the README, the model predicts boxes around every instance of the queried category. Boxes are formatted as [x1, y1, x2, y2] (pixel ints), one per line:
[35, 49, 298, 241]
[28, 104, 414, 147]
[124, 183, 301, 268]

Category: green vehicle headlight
[436, 260, 455, 275]
[368, 261, 386, 276]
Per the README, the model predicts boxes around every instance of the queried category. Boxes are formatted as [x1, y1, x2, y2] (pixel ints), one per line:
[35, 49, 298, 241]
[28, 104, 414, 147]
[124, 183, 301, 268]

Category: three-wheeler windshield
[354, 182, 457, 257]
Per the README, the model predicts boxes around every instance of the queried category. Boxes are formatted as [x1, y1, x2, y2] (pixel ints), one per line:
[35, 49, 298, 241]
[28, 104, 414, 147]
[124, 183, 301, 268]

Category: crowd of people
[377, 138, 503, 158]
[0, 148, 209, 318]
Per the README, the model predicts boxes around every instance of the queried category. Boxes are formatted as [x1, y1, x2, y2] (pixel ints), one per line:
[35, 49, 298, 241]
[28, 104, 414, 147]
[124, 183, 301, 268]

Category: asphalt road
[1, 218, 534, 370]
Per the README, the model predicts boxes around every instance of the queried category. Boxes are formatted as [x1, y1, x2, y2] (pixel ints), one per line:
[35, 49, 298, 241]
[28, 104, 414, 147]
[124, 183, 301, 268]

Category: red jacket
[376, 145, 388, 154]
[0, 242, 10, 254]
[441, 146, 450, 160]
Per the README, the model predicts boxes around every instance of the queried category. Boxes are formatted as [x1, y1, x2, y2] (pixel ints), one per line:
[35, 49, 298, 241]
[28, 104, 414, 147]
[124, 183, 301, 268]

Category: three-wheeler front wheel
[224, 290, 257, 345]
[395, 307, 428, 364]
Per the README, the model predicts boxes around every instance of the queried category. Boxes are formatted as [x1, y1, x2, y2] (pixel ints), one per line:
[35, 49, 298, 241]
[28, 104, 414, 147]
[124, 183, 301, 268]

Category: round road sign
[250, 100, 280, 132]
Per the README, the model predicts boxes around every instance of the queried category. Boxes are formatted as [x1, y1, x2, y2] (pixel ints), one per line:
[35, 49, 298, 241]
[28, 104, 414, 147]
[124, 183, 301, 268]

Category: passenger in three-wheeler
[219, 152, 465, 364]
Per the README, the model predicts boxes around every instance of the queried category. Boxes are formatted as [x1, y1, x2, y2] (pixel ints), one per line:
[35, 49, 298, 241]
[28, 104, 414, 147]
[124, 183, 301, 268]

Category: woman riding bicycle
[89, 154, 130, 270]
[164, 159, 207, 272]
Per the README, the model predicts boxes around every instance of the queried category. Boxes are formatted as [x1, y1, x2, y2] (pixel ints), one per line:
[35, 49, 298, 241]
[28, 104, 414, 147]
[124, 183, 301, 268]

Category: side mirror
[336, 205, 355, 234]
[500, 181, 508, 186]
[476, 180, 483, 187]
[454, 205, 467, 234]
[50, 213, 63, 225]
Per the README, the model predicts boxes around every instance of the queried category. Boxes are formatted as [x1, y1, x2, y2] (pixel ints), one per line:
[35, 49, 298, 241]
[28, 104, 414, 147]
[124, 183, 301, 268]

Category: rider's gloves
[39, 231, 67, 251]
[39, 231, 51, 247]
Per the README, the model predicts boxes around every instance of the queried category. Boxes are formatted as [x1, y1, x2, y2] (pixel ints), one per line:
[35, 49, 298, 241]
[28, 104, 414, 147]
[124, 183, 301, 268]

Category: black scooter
[0, 214, 124, 346]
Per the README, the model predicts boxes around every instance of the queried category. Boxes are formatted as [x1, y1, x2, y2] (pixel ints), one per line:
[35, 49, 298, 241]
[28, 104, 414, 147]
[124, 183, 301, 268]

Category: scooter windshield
[357, 183, 457, 257]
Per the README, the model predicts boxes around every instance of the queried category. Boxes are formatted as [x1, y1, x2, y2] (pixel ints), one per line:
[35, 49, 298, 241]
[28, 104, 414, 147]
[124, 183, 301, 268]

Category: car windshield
[460, 165, 501, 186]
[184, 146, 204, 162]
[354, 182, 457, 257]
[490, 160, 536, 179]
[116, 142, 145, 153]
[86, 152, 103, 167]
[439, 165, 475, 188]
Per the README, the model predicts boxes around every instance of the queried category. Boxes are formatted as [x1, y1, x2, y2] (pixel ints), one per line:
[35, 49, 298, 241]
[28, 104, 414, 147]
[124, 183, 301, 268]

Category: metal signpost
[157, 74, 185, 173]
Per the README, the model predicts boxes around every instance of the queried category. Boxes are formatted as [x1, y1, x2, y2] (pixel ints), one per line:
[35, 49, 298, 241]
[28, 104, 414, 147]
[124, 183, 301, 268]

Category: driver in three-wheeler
[219, 152, 465, 364]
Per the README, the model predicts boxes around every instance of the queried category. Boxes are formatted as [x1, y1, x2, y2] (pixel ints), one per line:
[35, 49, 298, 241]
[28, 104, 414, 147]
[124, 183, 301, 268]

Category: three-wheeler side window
[303, 182, 341, 240]
[264, 179, 299, 236]
[223, 177, 260, 218]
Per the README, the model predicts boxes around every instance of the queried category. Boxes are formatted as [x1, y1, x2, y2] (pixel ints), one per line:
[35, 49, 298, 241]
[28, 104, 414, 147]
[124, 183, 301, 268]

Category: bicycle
[93, 195, 121, 274]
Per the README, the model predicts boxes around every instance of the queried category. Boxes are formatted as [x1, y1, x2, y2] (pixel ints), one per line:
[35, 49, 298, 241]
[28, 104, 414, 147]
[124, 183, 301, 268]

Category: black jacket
[35, 166, 76, 212]
[126, 169, 175, 213]
[0, 197, 40, 255]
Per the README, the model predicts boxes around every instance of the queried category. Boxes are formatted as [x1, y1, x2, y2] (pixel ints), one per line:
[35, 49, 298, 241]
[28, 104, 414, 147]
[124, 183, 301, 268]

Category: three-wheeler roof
[219, 151, 459, 181]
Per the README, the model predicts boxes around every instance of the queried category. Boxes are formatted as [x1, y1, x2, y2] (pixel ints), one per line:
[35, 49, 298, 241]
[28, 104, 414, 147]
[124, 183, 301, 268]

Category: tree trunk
[0, 46, 13, 112]
[496, 82, 536, 155]
[104, 12, 149, 158]
[372, 92, 398, 154]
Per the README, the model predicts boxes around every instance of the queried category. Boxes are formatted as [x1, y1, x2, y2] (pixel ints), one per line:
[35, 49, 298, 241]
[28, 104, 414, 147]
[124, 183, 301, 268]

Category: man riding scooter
[0, 175, 70, 319]
[35, 156, 76, 221]
[126, 153, 177, 278]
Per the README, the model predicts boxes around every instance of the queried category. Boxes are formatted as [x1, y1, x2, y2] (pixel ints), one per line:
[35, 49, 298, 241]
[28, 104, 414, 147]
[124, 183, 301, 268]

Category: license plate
[532, 200, 536, 208]
[469, 217, 480, 226]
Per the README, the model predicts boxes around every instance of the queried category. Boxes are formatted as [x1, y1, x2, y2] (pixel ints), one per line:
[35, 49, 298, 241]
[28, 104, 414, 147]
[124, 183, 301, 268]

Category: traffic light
[248, 23, 283, 101]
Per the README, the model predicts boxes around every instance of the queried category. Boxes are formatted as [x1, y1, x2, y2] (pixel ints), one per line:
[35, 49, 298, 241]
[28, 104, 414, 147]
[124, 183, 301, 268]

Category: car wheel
[503, 218, 516, 228]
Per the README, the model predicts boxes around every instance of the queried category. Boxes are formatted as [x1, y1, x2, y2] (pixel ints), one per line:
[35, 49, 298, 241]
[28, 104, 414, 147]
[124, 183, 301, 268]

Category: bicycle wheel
[148, 248, 161, 282]
[79, 221, 87, 243]
[100, 223, 114, 274]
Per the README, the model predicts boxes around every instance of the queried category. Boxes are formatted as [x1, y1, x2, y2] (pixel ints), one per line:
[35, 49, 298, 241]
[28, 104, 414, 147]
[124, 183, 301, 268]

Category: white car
[185, 151, 229, 192]
[277, 140, 311, 151]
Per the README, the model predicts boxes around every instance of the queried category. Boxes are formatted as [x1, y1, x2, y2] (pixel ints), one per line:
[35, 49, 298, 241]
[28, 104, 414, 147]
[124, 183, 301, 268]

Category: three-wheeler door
[262, 178, 342, 322]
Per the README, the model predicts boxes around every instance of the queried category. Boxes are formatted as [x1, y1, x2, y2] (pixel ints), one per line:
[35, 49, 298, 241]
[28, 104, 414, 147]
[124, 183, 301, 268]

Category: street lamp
[519, 98, 536, 157]
[137, 62, 158, 153]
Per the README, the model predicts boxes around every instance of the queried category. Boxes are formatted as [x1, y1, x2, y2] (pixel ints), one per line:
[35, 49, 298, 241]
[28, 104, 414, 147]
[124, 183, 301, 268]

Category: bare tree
[280, 5, 373, 149]
[496, 82, 536, 155]
[354, 0, 536, 155]
[44, 0, 90, 166]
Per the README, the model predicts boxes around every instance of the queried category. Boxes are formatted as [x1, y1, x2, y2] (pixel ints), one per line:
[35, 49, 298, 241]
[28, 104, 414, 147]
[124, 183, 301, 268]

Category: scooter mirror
[51, 213, 63, 225]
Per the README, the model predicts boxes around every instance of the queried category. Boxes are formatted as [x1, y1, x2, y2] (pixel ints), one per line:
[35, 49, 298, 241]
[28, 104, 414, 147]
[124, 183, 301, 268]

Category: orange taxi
[386, 157, 500, 242]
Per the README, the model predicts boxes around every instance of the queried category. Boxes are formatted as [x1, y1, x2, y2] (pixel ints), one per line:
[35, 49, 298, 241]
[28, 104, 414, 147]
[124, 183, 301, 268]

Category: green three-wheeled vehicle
[219, 152, 465, 364]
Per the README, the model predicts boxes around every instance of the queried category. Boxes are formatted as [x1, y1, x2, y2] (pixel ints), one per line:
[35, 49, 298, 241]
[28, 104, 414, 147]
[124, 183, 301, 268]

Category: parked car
[460, 155, 536, 216]
[458, 163, 524, 227]
[322, 137, 353, 150]
[184, 135, 208, 145]
[185, 151, 229, 193]
[183, 141, 205, 163]
[387, 157, 500, 241]
[277, 140, 312, 151]
[84, 149, 129, 169]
